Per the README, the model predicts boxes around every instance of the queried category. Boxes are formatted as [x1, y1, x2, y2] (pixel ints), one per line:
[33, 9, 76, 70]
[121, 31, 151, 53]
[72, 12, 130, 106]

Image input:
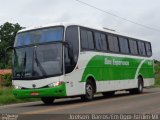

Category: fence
[0, 69, 12, 87]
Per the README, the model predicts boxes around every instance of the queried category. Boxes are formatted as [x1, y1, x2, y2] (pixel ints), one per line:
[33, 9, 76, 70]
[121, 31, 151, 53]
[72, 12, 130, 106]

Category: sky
[0, 0, 160, 59]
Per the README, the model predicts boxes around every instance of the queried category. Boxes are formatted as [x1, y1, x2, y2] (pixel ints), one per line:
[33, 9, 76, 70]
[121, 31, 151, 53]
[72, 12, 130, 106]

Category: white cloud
[0, 0, 160, 59]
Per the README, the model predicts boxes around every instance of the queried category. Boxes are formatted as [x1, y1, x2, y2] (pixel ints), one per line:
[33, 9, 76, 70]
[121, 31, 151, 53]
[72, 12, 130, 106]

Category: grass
[154, 62, 160, 87]
[155, 76, 160, 87]
[0, 87, 39, 106]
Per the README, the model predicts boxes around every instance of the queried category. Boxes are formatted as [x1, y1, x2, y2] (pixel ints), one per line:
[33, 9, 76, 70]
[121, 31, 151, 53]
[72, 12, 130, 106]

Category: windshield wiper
[34, 50, 47, 76]
[18, 51, 27, 78]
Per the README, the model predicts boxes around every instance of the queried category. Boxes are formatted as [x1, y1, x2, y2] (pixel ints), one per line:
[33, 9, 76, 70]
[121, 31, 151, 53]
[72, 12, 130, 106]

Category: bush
[155, 61, 160, 87]
[0, 89, 2, 95]
[1, 73, 12, 87]
[0, 63, 5, 69]
[0, 88, 40, 105]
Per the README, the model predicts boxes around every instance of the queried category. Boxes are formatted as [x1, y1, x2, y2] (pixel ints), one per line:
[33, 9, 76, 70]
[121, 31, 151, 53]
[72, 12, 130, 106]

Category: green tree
[0, 22, 22, 69]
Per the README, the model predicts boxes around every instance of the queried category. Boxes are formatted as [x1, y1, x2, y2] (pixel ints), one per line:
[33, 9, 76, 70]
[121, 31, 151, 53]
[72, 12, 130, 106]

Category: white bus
[12, 23, 154, 104]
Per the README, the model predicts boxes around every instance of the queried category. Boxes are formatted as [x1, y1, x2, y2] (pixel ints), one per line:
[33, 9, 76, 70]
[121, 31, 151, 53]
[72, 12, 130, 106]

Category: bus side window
[138, 41, 146, 56]
[87, 31, 94, 49]
[81, 29, 88, 49]
[145, 42, 152, 57]
[119, 37, 129, 54]
[80, 28, 94, 50]
[94, 32, 102, 51]
[94, 32, 107, 51]
[129, 39, 138, 55]
[108, 34, 119, 53]
[65, 26, 79, 74]
[101, 34, 107, 51]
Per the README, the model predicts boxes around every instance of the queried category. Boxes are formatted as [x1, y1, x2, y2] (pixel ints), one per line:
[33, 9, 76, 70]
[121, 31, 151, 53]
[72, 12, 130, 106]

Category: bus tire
[41, 97, 55, 105]
[137, 76, 144, 94]
[102, 91, 115, 97]
[81, 80, 94, 101]
[130, 77, 144, 94]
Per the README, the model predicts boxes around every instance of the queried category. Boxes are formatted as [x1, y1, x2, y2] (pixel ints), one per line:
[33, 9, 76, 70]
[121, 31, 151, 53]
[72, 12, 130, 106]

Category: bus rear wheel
[81, 80, 94, 101]
[41, 97, 55, 105]
[130, 77, 144, 94]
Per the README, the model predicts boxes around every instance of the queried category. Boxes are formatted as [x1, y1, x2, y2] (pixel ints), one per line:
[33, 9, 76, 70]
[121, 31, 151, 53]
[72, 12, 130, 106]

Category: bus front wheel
[81, 80, 94, 101]
[41, 97, 55, 105]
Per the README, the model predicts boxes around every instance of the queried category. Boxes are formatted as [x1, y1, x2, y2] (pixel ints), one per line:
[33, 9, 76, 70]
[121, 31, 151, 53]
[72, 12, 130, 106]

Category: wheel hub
[86, 85, 93, 96]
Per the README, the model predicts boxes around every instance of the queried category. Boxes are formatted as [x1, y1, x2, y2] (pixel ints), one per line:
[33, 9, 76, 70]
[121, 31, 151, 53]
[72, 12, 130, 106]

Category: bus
[12, 23, 155, 104]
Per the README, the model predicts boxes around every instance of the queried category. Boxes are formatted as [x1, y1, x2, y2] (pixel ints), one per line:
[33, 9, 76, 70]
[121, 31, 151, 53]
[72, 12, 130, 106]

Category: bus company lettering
[104, 58, 112, 65]
[105, 58, 130, 66]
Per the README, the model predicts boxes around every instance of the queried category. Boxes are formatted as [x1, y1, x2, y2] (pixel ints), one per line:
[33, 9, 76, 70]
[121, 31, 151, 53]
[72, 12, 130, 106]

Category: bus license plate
[30, 92, 39, 96]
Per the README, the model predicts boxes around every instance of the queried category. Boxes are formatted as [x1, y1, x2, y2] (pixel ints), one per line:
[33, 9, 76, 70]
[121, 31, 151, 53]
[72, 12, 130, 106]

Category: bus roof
[18, 22, 150, 42]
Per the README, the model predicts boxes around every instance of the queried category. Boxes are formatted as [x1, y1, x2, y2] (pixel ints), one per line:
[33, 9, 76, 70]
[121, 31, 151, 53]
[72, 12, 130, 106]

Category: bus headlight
[14, 85, 22, 89]
[48, 81, 64, 87]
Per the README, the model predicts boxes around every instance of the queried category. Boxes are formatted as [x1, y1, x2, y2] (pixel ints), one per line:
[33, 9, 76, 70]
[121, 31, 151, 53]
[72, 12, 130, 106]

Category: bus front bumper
[13, 84, 66, 99]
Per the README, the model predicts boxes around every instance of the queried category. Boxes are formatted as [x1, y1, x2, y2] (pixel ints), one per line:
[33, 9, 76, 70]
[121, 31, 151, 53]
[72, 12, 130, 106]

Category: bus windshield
[13, 26, 64, 79]
[13, 43, 63, 79]
[14, 26, 64, 47]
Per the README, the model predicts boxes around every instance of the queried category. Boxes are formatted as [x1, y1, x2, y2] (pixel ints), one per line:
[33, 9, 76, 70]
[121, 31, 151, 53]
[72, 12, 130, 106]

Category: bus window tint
[119, 37, 129, 54]
[65, 26, 79, 74]
[81, 29, 94, 50]
[138, 41, 146, 56]
[129, 39, 138, 55]
[108, 35, 119, 52]
[145, 42, 152, 57]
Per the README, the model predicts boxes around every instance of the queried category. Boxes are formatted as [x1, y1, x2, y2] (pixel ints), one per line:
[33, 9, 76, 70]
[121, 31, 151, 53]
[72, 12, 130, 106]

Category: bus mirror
[5, 46, 14, 55]
[64, 42, 74, 60]
[68, 44, 73, 58]
[62, 41, 69, 46]
[5, 46, 13, 51]
[63, 41, 74, 61]
[5, 46, 14, 68]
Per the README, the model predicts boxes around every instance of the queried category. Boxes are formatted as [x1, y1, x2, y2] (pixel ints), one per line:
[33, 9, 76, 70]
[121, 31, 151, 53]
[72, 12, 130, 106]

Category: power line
[75, 0, 160, 32]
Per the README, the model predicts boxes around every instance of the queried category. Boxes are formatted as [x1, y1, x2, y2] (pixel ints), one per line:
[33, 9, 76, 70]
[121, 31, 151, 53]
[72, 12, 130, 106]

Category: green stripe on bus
[81, 55, 154, 82]
[13, 83, 67, 99]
